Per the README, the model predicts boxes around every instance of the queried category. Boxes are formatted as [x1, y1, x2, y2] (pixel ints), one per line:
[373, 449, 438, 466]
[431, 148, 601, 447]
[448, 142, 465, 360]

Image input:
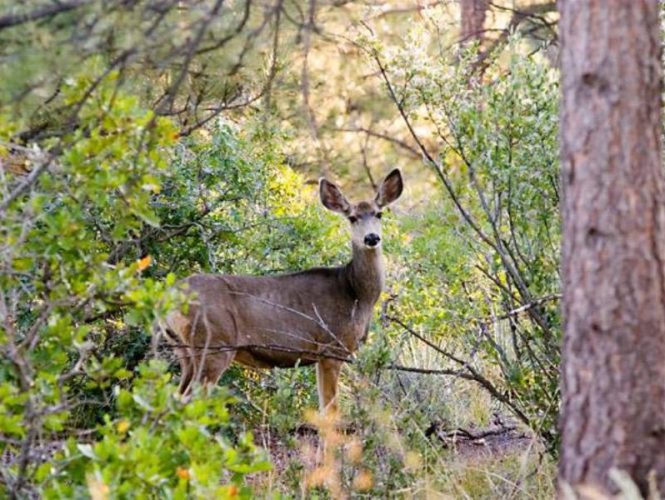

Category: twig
[157, 0, 226, 115]
[385, 315, 531, 426]
[0, 156, 53, 217]
[0, 0, 90, 30]
[334, 126, 421, 158]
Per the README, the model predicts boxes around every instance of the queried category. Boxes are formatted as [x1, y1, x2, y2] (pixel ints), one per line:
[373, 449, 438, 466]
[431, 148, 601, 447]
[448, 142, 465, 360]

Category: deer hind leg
[192, 351, 235, 393]
[316, 359, 342, 417]
[158, 319, 195, 397]
[175, 347, 194, 395]
[162, 312, 198, 396]
[187, 312, 235, 392]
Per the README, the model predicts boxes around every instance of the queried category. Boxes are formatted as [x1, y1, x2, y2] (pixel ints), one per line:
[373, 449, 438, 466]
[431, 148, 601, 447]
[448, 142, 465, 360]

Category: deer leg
[175, 347, 194, 395]
[195, 351, 235, 393]
[316, 359, 342, 417]
[186, 310, 235, 393]
[315, 359, 342, 462]
[162, 313, 196, 397]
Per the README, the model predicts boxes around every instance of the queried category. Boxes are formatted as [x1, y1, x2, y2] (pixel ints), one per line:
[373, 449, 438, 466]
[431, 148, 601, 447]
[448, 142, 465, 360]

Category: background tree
[460, 0, 487, 44]
[559, 0, 665, 495]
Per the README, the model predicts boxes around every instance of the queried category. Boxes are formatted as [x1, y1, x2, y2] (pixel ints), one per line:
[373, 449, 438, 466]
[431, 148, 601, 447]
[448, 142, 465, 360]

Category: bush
[0, 72, 289, 496]
[359, 30, 561, 450]
[45, 362, 270, 499]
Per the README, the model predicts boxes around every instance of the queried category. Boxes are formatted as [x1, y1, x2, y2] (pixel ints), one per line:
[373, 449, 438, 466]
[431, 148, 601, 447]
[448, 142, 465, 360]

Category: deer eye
[348, 215, 358, 224]
[375, 212, 383, 219]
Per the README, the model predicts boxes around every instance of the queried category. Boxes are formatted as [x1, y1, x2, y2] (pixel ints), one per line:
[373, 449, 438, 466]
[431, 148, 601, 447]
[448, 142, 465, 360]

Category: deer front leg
[315, 359, 342, 464]
[316, 359, 342, 417]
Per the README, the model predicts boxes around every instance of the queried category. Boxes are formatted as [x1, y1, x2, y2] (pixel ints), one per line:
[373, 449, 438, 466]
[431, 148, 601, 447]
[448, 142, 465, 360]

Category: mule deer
[159, 169, 403, 415]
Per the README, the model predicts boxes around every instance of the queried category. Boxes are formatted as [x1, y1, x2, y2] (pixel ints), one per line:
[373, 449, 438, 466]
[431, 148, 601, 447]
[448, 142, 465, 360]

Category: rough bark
[559, 0, 665, 496]
[460, 0, 487, 44]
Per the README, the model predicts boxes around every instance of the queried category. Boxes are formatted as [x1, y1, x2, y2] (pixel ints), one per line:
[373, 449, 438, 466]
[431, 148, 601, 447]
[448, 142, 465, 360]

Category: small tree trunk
[559, 0, 665, 496]
[460, 0, 486, 44]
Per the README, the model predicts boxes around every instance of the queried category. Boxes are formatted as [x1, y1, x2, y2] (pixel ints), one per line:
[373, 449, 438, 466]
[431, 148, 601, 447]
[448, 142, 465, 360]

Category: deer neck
[346, 243, 385, 306]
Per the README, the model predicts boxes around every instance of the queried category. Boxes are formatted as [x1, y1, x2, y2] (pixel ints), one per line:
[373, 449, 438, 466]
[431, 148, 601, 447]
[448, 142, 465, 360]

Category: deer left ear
[375, 169, 404, 208]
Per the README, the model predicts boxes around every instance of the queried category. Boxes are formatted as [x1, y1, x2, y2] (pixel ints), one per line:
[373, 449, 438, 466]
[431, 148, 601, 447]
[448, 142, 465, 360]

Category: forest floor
[2, 417, 546, 497]
[251, 417, 539, 490]
[247, 419, 555, 500]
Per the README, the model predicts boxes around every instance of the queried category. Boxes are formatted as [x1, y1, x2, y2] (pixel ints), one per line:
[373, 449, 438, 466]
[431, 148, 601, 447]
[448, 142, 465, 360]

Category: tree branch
[0, 0, 91, 30]
[0, 153, 55, 216]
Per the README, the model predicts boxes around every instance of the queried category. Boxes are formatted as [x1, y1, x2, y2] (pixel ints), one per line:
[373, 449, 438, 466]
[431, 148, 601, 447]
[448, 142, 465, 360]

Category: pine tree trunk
[559, 0, 665, 495]
[460, 0, 486, 44]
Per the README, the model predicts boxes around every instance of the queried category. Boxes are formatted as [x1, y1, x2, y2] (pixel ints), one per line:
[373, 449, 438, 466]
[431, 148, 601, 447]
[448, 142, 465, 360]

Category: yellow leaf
[87, 476, 109, 500]
[116, 420, 130, 434]
[176, 467, 190, 481]
[136, 255, 152, 271]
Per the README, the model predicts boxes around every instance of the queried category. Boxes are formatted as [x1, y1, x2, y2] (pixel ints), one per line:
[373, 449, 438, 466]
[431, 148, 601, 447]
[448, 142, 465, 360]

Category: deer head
[320, 169, 404, 249]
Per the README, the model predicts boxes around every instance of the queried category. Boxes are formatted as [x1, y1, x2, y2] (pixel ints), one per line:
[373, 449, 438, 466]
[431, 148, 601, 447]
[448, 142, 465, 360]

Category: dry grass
[243, 339, 557, 499]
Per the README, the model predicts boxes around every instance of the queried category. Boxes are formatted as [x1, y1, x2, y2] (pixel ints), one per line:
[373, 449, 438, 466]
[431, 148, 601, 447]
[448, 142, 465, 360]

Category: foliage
[371, 31, 561, 449]
[46, 362, 269, 499]
[0, 71, 286, 496]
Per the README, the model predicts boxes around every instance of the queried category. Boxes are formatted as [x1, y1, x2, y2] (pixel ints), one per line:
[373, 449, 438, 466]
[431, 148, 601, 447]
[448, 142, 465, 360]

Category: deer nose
[364, 233, 381, 247]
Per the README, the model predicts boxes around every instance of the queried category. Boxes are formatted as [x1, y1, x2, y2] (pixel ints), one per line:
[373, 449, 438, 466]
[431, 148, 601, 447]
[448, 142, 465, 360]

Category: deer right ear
[320, 179, 351, 215]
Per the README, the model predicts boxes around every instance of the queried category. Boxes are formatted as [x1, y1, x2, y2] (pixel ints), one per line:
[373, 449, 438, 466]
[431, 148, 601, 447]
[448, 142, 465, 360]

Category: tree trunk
[559, 0, 665, 496]
[460, 0, 486, 44]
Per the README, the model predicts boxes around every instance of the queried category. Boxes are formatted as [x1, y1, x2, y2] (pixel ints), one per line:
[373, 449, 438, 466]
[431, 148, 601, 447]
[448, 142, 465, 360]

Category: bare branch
[157, 0, 227, 115]
[0, 154, 55, 216]
[386, 314, 532, 426]
[0, 0, 91, 30]
[471, 1, 558, 74]
[334, 126, 421, 158]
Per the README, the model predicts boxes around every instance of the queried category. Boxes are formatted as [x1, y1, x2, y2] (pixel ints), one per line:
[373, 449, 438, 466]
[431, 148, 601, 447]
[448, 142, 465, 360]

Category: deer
[158, 169, 404, 417]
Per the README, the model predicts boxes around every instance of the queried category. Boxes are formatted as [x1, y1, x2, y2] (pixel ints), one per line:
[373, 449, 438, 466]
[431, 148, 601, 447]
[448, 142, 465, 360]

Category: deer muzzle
[364, 233, 381, 247]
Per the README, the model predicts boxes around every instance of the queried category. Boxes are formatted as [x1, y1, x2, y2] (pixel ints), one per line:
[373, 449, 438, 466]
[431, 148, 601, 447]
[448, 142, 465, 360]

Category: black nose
[364, 233, 381, 247]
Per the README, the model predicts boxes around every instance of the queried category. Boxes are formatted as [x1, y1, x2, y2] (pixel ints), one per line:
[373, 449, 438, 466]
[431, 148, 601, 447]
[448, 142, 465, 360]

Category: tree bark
[559, 0, 665, 496]
[460, 0, 486, 44]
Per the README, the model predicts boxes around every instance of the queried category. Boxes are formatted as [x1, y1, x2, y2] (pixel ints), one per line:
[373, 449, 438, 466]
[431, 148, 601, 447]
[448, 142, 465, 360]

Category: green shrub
[44, 362, 270, 499]
[0, 72, 285, 496]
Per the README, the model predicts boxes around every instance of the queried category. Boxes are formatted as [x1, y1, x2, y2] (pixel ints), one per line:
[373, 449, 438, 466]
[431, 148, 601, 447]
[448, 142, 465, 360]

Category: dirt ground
[252, 417, 536, 480]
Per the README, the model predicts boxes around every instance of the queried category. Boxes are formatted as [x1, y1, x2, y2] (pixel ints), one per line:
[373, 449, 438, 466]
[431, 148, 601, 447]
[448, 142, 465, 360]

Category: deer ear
[320, 179, 351, 214]
[375, 168, 403, 208]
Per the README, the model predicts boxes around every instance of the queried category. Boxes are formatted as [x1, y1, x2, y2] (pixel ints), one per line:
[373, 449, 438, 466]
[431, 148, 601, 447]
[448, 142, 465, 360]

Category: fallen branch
[425, 420, 526, 449]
